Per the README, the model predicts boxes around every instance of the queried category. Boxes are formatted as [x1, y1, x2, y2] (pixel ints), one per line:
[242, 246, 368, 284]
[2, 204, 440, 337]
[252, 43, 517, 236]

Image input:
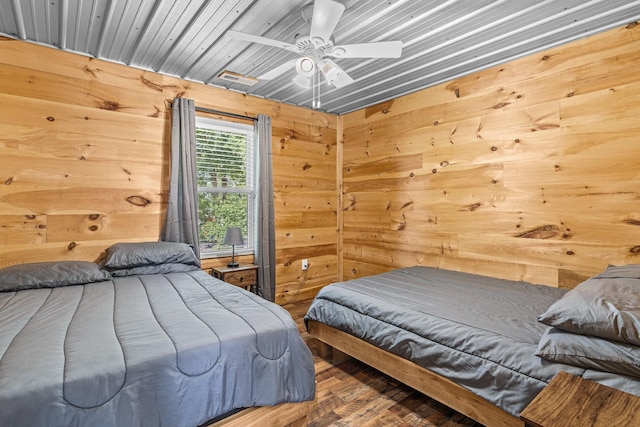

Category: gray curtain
[161, 98, 200, 259]
[255, 114, 275, 301]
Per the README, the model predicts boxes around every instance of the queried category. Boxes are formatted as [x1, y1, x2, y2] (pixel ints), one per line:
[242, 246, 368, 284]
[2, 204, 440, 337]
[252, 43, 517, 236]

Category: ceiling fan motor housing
[295, 34, 334, 55]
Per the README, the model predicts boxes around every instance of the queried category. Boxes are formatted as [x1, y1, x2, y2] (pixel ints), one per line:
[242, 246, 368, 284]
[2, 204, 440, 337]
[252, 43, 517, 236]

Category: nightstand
[211, 264, 259, 292]
[520, 371, 640, 426]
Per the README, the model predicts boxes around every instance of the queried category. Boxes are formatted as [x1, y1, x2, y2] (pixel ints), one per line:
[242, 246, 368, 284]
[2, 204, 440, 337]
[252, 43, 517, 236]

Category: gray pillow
[0, 261, 112, 292]
[595, 264, 640, 279]
[100, 242, 201, 270]
[536, 327, 640, 379]
[537, 265, 640, 345]
[110, 263, 200, 277]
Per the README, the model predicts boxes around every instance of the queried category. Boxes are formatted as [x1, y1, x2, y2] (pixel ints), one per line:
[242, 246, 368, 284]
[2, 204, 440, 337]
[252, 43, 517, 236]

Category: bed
[305, 265, 640, 427]
[0, 242, 316, 427]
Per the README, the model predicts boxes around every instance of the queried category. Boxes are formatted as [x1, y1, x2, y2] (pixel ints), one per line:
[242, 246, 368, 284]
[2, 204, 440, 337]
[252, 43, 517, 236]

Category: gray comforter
[0, 270, 315, 427]
[305, 266, 591, 416]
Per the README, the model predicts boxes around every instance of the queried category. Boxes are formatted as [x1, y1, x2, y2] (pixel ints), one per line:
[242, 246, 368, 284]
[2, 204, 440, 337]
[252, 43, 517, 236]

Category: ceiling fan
[227, 0, 403, 94]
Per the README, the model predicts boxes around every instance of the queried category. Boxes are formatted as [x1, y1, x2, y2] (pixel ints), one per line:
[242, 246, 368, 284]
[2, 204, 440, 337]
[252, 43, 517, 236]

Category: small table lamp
[223, 227, 244, 267]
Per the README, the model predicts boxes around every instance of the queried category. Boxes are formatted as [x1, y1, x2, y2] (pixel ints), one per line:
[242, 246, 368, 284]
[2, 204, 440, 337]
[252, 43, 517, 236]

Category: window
[195, 116, 255, 259]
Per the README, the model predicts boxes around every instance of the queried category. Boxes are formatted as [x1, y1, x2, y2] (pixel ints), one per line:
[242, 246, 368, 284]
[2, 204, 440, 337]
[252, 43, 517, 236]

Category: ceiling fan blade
[310, 0, 345, 47]
[329, 41, 403, 58]
[258, 59, 297, 80]
[319, 59, 354, 88]
[227, 30, 296, 52]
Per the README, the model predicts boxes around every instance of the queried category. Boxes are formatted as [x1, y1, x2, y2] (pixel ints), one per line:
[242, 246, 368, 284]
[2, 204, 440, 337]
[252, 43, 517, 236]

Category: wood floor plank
[284, 299, 484, 427]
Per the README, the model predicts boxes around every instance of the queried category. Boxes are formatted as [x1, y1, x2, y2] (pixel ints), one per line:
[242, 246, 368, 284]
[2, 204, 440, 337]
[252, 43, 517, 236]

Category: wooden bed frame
[308, 320, 524, 427]
[208, 397, 316, 427]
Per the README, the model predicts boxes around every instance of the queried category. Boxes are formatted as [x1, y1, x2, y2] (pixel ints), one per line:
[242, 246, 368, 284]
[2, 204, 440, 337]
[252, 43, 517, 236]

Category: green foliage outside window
[198, 193, 248, 250]
[196, 125, 251, 254]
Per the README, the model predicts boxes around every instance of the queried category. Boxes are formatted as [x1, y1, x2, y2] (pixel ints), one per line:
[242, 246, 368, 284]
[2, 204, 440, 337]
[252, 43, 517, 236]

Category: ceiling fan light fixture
[295, 56, 316, 77]
[319, 59, 353, 87]
[293, 73, 312, 88]
[320, 62, 340, 85]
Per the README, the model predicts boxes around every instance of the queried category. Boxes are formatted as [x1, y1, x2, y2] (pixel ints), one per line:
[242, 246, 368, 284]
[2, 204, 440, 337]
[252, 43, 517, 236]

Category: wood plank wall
[0, 37, 337, 303]
[341, 24, 640, 288]
[1, 23, 638, 302]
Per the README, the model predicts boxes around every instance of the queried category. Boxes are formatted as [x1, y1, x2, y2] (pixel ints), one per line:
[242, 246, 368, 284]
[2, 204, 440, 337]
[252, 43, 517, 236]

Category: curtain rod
[195, 106, 257, 122]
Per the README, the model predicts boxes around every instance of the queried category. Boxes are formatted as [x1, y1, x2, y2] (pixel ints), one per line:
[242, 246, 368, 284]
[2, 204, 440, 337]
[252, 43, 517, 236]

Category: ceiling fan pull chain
[315, 65, 321, 109]
[311, 63, 319, 109]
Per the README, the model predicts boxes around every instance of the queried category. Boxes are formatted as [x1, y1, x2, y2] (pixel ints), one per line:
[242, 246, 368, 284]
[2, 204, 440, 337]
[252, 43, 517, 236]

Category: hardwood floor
[284, 299, 484, 427]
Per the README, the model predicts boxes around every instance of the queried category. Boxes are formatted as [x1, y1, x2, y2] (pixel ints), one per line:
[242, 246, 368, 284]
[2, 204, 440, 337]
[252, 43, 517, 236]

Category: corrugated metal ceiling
[1, 0, 639, 115]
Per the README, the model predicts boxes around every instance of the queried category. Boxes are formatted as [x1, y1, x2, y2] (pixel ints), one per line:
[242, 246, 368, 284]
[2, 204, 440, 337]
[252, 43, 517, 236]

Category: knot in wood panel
[460, 202, 481, 212]
[364, 100, 393, 118]
[391, 214, 407, 231]
[516, 225, 573, 240]
[140, 76, 163, 92]
[99, 100, 120, 111]
[83, 65, 97, 78]
[344, 196, 356, 211]
[126, 195, 151, 207]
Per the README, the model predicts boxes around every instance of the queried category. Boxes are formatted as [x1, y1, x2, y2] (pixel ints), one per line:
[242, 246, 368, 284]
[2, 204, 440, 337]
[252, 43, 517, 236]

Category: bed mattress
[305, 266, 586, 416]
[0, 270, 315, 427]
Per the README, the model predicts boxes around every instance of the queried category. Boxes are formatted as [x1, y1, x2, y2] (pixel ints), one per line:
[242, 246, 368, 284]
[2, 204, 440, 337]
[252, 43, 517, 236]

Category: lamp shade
[223, 227, 244, 246]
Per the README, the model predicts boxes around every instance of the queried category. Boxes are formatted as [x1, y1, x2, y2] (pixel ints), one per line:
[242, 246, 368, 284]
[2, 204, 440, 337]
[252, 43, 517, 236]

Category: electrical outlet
[301, 259, 308, 270]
